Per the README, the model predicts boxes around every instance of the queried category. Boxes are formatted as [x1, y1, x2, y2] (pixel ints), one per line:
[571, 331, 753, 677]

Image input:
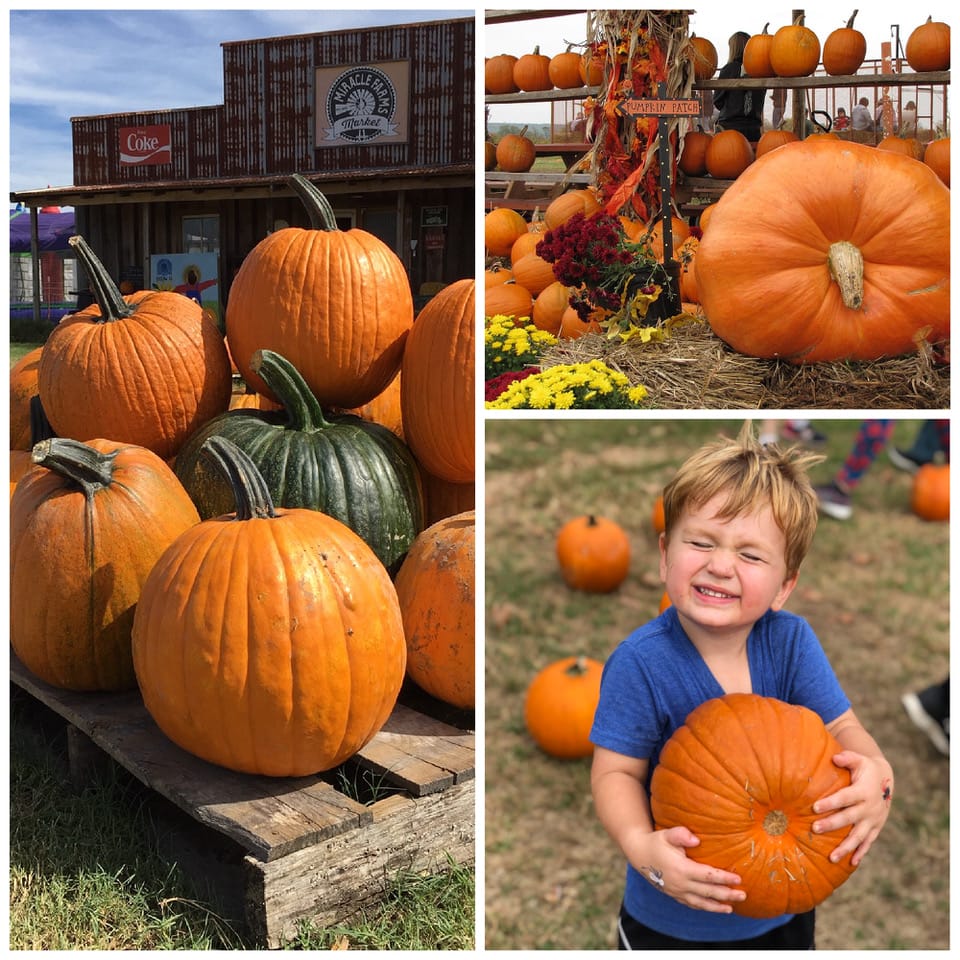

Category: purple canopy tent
[10, 208, 77, 324]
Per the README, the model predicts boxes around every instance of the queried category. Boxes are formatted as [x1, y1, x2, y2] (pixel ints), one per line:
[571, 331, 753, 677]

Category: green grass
[10, 341, 44, 366]
[10, 694, 474, 949]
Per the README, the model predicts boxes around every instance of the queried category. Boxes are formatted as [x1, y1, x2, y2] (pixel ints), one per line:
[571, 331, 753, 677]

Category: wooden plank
[244, 780, 475, 947]
[696, 70, 950, 90]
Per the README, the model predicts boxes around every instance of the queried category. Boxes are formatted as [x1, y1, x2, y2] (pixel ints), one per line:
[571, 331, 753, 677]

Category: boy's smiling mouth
[694, 585, 737, 600]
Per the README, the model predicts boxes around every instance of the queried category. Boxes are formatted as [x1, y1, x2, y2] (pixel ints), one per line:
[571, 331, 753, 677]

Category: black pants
[617, 903, 816, 950]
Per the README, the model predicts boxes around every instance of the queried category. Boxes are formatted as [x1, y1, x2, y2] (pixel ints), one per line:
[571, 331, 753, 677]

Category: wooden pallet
[11, 653, 475, 947]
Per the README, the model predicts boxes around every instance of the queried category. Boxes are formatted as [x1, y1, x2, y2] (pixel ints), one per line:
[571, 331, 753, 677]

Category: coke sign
[119, 125, 172, 166]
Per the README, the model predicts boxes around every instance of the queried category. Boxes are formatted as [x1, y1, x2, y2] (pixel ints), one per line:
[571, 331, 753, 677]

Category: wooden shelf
[695, 71, 950, 90]
[485, 85, 599, 104]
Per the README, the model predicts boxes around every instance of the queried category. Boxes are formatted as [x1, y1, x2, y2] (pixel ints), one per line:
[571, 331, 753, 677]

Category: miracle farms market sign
[316, 61, 409, 147]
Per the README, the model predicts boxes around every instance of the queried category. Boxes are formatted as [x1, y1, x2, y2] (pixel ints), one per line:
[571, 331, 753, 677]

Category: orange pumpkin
[132, 436, 406, 777]
[579, 50, 605, 86]
[556, 514, 630, 592]
[697, 201, 719, 232]
[485, 207, 529, 258]
[923, 137, 950, 186]
[678, 127, 713, 176]
[401, 279, 474, 485]
[485, 53, 519, 94]
[485, 280, 534, 320]
[40, 237, 231, 461]
[484, 140, 497, 170]
[510, 230, 542, 264]
[905, 16, 950, 72]
[484, 263, 514, 287]
[420, 468, 475, 527]
[877, 135, 925, 160]
[770, 17, 821, 77]
[822, 11, 867, 75]
[755, 128, 799, 158]
[689, 34, 718, 81]
[11, 438, 201, 691]
[743, 23, 775, 77]
[912, 462, 949, 521]
[549, 49, 585, 89]
[558, 306, 603, 339]
[650, 694, 858, 918]
[513, 46, 552, 92]
[225, 174, 412, 410]
[9, 346, 44, 451]
[343, 370, 403, 439]
[696, 139, 950, 363]
[532, 281, 571, 335]
[512, 252, 557, 297]
[705, 129, 754, 179]
[544, 188, 600, 230]
[646, 216, 692, 261]
[524, 656, 604, 759]
[496, 128, 536, 172]
[651, 494, 666, 534]
[394, 510, 475, 709]
[677, 236, 700, 303]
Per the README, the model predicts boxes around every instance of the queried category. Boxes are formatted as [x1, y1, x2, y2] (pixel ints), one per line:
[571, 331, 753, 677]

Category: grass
[10, 341, 44, 365]
[484, 417, 949, 950]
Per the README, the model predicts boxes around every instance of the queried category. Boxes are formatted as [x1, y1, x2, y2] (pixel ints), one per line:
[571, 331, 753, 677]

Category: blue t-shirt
[590, 606, 850, 943]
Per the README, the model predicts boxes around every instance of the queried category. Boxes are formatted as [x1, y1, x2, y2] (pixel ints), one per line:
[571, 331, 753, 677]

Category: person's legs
[816, 420, 893, 520]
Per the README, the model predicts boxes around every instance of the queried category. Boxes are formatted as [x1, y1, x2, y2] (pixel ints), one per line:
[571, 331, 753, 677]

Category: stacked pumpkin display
[10, 173, 475, 779]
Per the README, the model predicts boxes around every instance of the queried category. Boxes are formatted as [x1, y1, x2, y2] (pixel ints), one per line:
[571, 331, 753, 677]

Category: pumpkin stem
[68, 235, 136, 323]
[31, 437, 118, 496]
[846, 10, 859, 29]
[199, 435, 278, 521]
[762, 809, 789, 837]
[250, 349, 330, 431]
[827, 241, 864, 310]
[288, 173, 338, 232]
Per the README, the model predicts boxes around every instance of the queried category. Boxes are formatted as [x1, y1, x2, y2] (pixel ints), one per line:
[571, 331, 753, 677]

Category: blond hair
[661, 421, 823, 576]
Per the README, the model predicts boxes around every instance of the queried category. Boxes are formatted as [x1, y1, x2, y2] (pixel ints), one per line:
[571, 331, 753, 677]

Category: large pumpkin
[401, 279, 475, 485]
[394, 510, 475, 709]
[555, 514, 630, 592]
[696, 139, 950, 362]
[225, 174, 413, 410]
[905, 16, 950, 72]
[513, 46, 552, 92]
[650, 693, 858, 918]
[133, 436, 407, 777]
[10, 438, 201, 691]
[743, 23, 775, 77]
[704, 130, 754, 179]
[524, 656, 604, 759]
[769, 17, 821, 77]
[38, 237, 232, 461]
[173, 349, 423, 573]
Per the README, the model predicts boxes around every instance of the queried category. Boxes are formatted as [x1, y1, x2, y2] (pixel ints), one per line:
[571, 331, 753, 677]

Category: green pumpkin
[174, 349, 424, 573]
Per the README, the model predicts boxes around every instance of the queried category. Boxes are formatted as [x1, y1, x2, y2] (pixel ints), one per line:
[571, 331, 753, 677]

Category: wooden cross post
[616, 81, 700, 316]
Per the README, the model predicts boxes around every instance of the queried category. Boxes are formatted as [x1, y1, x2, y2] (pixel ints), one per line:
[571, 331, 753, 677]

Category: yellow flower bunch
[485, 359, 648, 410]
[484, 314, 558, 378]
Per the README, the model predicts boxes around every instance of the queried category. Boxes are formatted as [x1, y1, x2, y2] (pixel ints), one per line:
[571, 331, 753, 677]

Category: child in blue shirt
[590, 423, 894, 949]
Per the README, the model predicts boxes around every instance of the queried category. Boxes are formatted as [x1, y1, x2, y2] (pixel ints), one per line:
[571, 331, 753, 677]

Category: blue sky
[8, 8, 472, 199]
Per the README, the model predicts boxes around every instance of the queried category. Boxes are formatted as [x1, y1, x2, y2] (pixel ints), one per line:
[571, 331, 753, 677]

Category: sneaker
[782, 422, 829, 446]
[887, 446, 927, 474]
[815, 483, 852, 520]
[901, 684, 949, 756]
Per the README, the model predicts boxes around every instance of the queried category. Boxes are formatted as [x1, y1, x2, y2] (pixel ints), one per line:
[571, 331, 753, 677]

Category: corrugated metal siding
[73, 18, 473, 186]
[72, 107, 223, 186]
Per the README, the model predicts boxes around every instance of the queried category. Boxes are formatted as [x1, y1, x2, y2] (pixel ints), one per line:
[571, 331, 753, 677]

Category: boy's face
[659, 492, 798, 645]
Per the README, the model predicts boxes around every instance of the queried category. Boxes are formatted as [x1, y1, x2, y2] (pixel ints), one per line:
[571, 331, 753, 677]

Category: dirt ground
[483, 418, 949, 950]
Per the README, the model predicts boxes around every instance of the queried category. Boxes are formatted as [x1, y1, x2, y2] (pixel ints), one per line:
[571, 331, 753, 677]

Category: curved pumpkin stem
[845, 10, 859, 30]
[31, 437, 118, 496]
[287, 173, 338, 232]
[68, 235, 135, 323]
[199, 435, 278, 521]
[827, 241, 865, 310]
[249, 349, 332, 432]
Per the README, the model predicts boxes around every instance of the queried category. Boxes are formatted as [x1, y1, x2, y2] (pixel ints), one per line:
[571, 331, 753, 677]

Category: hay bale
[537, 316, 949, 409]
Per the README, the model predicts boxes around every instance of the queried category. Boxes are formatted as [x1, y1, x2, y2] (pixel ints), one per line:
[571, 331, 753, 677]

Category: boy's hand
[634, 826, 746, 914]
[811, 750, 894, 867]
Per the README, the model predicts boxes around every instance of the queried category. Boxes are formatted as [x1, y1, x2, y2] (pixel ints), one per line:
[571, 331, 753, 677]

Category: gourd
[705, 129, 754, 179]
[394, 510, 475, 709]
[912, 462, 949, 521]
[400, 279, 475, 485]
[133, 436, 407, 777]
[485, 207, 529, 258]
[225, 174, 413, 410]
[743, 23, 775, 77]
[513, 46, 552, 92]
[556, 514, 630, 592]
[10, 438, 201, 691]
[524, 656, 604, 759]
[770, 16, 821, 77]
[174, 349, 424, 573]
[822, 11, 867, 75]
[38, 236, 232, 461]
[905, 17, 950, 72]
[650, 693, 858, 918]
[696, 139, 950, 363]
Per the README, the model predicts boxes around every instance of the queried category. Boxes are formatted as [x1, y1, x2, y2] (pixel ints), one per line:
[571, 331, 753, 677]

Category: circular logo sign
[325, 66, 398, 144]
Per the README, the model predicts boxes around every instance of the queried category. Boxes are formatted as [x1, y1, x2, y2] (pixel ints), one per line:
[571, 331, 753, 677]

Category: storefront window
[183, 215, 219, 253]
